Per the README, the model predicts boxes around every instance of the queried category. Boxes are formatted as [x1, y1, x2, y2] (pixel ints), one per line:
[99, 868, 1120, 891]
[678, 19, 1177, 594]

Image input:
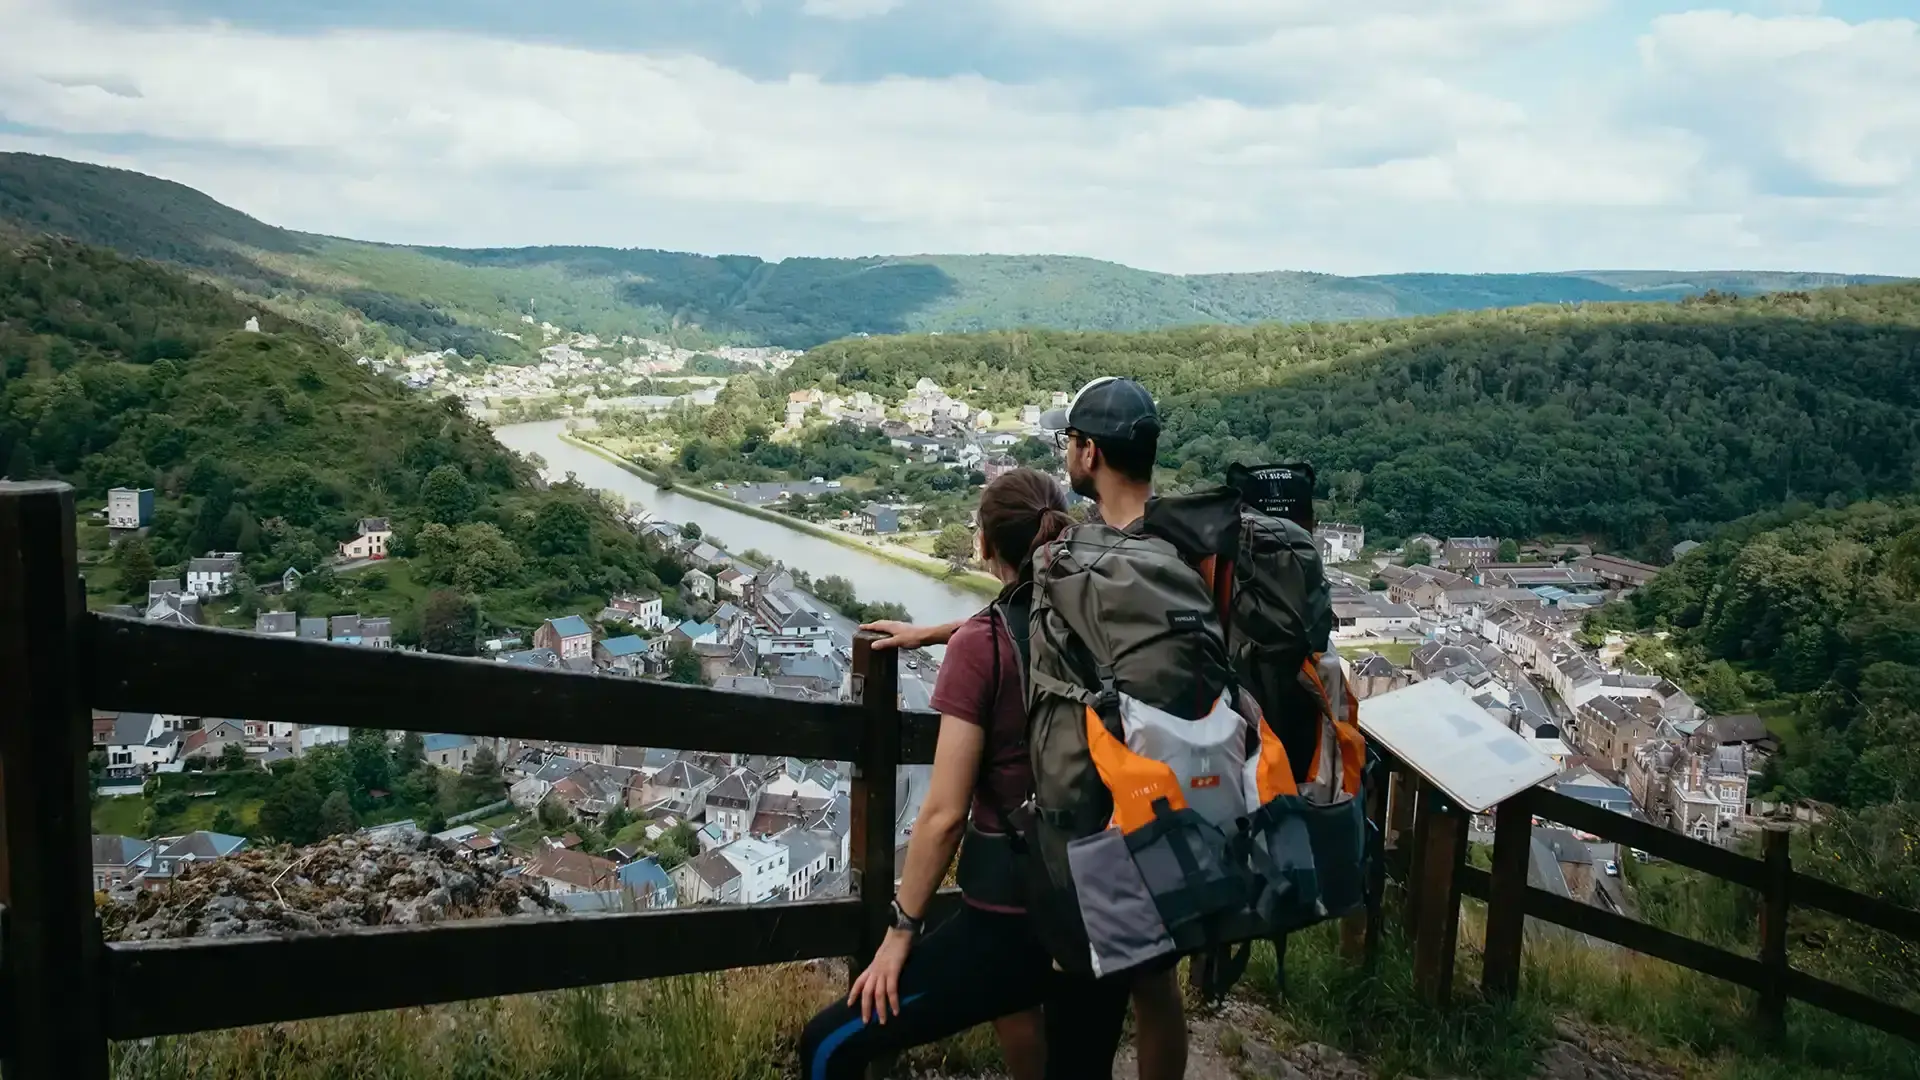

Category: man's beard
[1069, 468, 1098, 500]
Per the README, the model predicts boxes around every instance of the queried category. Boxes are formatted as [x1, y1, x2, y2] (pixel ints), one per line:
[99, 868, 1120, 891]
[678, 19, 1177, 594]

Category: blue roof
[617, 856, 675, 894]
[599, 635, 648, 657]
[422, 734, 475, 753]
[505, 648, 559, 668]
[678, 620, 717, 639]
[1531, 586, 1573, 602]
[548, 615, 592, 638]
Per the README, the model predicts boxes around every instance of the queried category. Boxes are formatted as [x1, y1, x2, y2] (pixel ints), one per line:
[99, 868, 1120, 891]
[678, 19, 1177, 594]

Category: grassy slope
[2, 152, 1899, 353]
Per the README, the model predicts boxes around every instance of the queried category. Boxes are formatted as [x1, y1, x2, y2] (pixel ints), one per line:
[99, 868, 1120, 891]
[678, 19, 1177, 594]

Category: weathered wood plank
[1520, 881, 1768, 991]
[89, 614, 939, 764]
[1410, 793, 1467, 1007]
[1784, 968, 1920, 1046]
[1793, 870, 1920, 944]
[0, 481, 110, 1079]
[848, 633, 902, 980]
[102, 900, 863, 1039]
[1525, 788, 1766, 891]
[1757, 826, 1791, 1036]
[1480, 796, 1533, 1001]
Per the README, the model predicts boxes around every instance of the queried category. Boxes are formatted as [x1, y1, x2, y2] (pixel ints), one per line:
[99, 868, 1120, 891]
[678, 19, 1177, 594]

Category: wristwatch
[890, 898, 925, 935]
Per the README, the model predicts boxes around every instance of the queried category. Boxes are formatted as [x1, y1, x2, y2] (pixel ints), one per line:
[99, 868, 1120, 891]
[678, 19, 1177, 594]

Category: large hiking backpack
[1008, 509, 1369, 984]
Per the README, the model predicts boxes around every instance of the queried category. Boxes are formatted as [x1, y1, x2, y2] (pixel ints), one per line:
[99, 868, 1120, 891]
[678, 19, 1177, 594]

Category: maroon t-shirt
[929, 609, 1029, 836]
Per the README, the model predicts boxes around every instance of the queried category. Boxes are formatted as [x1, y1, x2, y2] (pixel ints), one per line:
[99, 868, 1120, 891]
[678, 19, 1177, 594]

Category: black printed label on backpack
[1167, 610, 1205, 631]
[1231, 463, 1316, 531]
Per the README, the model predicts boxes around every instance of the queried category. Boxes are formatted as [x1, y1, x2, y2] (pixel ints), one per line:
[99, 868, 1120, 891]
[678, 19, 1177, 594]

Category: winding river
[493, 420, 987, 629]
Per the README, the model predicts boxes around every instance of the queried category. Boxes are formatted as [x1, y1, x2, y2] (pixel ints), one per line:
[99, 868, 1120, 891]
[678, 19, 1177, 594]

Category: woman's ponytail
[976, 468, 1071, 571]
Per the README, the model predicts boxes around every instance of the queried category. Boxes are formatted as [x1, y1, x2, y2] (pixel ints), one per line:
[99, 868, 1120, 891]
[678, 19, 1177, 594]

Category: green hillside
[782, 284, 1920, 554]
[0, 237, 673, 641]
[0, 152, 1897, 353]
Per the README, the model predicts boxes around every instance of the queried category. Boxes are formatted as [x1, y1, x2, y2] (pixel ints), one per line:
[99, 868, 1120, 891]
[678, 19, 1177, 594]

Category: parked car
[1604, 859, 1620, 877]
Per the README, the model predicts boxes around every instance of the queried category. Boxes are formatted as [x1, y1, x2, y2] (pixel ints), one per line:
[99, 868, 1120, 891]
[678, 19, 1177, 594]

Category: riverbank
[560, 433, 1004, 599]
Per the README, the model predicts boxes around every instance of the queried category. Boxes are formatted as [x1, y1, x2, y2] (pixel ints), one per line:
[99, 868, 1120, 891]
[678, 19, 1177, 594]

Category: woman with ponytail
[799, 469, 1089, 1080]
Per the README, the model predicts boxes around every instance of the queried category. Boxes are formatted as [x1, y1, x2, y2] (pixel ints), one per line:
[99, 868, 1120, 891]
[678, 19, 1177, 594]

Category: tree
[667, 642, 706, 686]
[530, 500, 594, 559]
[1497, 538, 1520, 562]
[318, 790, 358, 837]
[210, 807, 239, 835]
[1369, 576, 1388, 591]
[395, 731, 425, 771]
[421, 464, 478, 525]
[260, 768, 323, 845]
[602, 803, 633, 837]
[934, 524, 975, 568]
[217, 742, 248, 771]
[651, 821, 698, 870]
[421, 589, 480, 656]
[1401, 545, 1433, 567]
[348, 729, 394, 795]
[115, 536, 157, 600]
[537, 796, 572, 832]
[681, 521, 703, 541]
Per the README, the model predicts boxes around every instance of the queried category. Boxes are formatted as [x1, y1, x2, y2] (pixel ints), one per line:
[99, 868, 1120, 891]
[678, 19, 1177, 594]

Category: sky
[0, 0, 1916, 276]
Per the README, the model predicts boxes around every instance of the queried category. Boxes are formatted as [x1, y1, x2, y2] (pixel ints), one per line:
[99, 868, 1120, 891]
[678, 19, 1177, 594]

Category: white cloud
[1638, 12, 1920, 192]
[800, 0, 905, 19]
[0, 0, 1911, 276]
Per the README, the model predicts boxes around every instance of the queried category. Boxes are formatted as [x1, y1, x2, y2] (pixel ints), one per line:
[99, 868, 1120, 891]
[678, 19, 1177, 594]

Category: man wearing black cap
[865, 376, 1187, 1080]
[1039, 375, 1161, 533]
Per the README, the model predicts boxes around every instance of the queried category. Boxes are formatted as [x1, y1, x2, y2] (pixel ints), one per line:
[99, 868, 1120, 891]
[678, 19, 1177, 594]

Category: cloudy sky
[1, 0, 1915, 275]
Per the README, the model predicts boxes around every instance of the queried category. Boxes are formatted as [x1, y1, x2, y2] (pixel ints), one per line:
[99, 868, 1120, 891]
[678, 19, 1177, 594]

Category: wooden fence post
[0, 481, 109, 1079]
[1481, 794, 1533, 1002]
[847, 632, 901, 985]
[1403, 774, 1433, 934]
[1411, 788, 1467, 1008]
[1757, 824, 1791, 1038]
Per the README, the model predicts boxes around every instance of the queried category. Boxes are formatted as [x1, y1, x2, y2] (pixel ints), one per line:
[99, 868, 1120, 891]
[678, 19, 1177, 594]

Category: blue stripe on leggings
[810, 992, 926, 1080]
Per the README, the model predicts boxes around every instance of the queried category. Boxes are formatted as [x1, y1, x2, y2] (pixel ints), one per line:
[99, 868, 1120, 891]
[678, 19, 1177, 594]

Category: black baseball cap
[1039, 377, 1160, 442]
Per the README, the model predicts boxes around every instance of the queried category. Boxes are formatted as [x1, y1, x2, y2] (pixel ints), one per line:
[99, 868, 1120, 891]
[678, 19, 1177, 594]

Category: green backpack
[1003, 472, 1371, 991]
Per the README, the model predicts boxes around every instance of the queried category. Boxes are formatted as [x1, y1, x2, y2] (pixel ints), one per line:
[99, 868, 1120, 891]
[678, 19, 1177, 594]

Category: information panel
[1358, 678, 1559, 813]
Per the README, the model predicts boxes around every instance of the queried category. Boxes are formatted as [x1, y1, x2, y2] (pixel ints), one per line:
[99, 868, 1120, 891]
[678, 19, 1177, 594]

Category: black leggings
[798, 903, 1131, 1080]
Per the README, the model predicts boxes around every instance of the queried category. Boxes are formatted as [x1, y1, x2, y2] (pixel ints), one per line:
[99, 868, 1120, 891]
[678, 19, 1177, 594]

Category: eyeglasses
[1051, 428, 1081, 451]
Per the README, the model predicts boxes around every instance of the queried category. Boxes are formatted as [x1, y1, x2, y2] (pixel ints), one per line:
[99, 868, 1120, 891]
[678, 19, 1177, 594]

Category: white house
[599, 593, 663, 631]
[104, 713, 186, 779]
[718, 835, 789, 904]
[1314, 523, 1366, 563]
[186, 553, 240, 598]
[776, 827, 834, 901]
[684, 568, 715, 601]
[107, 487, 154, 530]
[338, 518, 392, 560]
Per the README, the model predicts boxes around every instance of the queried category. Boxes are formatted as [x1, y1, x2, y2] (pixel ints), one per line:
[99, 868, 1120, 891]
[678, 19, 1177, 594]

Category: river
[492, 420, 987, 630]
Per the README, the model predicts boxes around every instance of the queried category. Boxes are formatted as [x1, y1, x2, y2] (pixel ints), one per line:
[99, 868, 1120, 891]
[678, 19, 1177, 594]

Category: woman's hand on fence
[848, 928, 913, 1024]
[861, 620, 926, 651]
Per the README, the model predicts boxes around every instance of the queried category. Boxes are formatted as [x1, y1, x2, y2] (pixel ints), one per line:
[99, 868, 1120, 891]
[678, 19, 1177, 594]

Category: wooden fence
[6, 478, 1920, 1077]
[1383, 762, 1920, 1044]
[0, 481, 939, 1078]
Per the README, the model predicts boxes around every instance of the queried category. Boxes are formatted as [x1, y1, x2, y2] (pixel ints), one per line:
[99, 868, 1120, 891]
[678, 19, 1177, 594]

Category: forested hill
[787, 285, 1920, 554]
[0, 152, 1897, 354]
[1605, 498, 1920, 811]
[0, 237, 670, 640]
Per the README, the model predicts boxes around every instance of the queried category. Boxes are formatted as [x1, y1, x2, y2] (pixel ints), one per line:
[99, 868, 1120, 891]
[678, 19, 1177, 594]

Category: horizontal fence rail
[1457, 779, 1920, 1046]
[91, 614, 943, 765]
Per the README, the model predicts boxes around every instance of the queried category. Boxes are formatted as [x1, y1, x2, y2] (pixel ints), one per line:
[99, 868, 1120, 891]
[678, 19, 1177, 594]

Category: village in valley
[83, 329, 1768, 931]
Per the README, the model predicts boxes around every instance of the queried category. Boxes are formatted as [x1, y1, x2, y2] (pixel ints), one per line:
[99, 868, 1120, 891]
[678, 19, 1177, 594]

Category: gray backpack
[1008, 504, 1370, 987]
